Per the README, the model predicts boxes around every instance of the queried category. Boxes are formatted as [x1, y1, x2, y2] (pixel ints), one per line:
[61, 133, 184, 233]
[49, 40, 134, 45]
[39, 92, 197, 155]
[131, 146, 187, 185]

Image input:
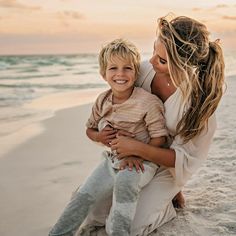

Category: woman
[79, 15, 225, 235]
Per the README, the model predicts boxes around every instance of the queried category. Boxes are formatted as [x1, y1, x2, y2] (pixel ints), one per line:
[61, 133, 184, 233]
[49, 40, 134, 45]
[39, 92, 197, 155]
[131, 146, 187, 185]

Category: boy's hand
[97, 125, 117, 147]
[97, 126, 135, 147]
[119, 157, 145, 173]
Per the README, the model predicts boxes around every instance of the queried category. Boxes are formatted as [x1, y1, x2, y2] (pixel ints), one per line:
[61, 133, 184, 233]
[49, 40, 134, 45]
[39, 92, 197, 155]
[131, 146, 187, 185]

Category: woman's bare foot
[172, 191, 185, 208]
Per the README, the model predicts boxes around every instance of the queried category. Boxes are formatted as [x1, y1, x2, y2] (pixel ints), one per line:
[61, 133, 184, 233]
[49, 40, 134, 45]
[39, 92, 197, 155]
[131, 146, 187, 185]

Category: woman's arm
[112, 114, 217, 186]
[111, 136, 176, 168]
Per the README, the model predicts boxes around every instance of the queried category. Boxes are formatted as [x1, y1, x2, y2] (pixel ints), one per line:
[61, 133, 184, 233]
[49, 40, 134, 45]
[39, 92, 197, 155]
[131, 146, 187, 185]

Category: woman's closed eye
[159, 58, 167, 64]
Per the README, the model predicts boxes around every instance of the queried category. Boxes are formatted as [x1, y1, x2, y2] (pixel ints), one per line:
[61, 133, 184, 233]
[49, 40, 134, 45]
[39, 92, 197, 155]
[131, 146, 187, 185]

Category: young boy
[49, 39, 168, 236]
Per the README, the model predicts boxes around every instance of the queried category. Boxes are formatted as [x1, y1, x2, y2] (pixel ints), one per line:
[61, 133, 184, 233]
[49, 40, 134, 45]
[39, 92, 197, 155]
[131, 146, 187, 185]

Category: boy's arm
[86, 127, 100, 142]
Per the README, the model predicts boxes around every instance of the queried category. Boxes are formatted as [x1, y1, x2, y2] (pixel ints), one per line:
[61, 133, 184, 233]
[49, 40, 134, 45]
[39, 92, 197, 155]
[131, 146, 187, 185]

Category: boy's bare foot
[172, 191, 185, 208]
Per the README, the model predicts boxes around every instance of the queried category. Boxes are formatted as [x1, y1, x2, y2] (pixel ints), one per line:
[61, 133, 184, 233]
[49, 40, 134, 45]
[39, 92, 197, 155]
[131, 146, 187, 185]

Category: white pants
[80, 165, 181, 235]
[49, 151, 159, 236]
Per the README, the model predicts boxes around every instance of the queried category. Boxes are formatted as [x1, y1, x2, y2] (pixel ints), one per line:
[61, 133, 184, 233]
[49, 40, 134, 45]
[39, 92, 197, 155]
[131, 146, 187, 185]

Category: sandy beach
[0, 78, 236, 236]
[0, 101, 104, 236]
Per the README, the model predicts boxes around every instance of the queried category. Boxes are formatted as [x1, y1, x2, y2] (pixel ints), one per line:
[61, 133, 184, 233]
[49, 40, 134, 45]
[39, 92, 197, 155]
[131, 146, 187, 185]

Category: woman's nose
[149, 55, 155, 65]
[149, 54, 158, 66]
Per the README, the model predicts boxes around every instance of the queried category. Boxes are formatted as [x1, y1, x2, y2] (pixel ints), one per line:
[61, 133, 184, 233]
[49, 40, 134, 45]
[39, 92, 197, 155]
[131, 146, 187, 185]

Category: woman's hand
[119, 156, 145, 173]
[110, 135, 140, 159]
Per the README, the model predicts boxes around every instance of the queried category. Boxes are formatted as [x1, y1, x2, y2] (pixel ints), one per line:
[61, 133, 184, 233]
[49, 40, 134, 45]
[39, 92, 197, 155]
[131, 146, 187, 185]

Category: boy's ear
[102, 75, 107, 81]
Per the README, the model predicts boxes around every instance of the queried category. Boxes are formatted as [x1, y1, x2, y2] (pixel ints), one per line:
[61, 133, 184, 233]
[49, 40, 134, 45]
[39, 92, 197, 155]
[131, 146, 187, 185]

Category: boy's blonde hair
[99, 38, 140, 78]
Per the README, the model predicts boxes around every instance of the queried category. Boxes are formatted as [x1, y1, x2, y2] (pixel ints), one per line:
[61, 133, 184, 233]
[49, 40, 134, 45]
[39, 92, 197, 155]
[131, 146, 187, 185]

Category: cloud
[216, 4, 228, 8]
[222, 15, 236, 20]
[57, 11, 85, 20]
[62, 11, 84, 19]
[192, 8, 202, 11]
[56, 11, 85, 29]
[0, 0, 41, 10]
[192, 4, 232, 12]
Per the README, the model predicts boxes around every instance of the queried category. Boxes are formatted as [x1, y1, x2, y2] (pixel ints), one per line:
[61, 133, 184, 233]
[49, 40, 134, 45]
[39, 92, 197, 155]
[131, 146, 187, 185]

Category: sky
[0, 0, 236, 55]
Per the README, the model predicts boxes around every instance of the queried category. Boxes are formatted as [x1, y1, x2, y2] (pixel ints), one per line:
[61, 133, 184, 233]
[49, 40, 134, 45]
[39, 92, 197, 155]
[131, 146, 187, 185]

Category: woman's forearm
[135, 141, 176, 167]
[111, 136, 176, 168]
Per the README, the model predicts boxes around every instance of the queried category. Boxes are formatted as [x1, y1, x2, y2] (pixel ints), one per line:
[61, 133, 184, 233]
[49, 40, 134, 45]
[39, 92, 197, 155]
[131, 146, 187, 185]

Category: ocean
[0, 52, 235, 151]
[0, 54, 105, 138]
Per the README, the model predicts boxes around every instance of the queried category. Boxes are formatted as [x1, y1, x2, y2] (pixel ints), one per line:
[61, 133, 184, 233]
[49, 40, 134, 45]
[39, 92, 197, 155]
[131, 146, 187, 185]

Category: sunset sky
[0, 0, 236, 55]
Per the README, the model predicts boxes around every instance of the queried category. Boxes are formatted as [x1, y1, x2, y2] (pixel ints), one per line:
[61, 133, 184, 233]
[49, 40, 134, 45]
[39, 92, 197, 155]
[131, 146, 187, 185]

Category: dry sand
[0, 103, 104, 236]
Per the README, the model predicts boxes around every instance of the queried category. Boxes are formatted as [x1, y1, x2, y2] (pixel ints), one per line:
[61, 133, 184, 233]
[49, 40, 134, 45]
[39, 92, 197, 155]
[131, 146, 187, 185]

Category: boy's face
[103, 56, 136, 95]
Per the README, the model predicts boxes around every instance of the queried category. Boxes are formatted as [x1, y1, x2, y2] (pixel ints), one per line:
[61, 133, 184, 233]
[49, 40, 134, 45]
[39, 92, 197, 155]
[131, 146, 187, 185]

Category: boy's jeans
[49, 151, 157, 236]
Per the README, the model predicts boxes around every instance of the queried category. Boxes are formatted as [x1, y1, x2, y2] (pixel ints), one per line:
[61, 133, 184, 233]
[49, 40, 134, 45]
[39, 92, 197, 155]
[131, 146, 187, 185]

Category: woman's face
[149, 38, 169, 75]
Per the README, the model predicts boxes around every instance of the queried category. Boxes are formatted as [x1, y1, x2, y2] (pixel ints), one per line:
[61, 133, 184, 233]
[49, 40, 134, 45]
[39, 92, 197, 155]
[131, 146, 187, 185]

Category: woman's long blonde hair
[157, 16, 225, 143]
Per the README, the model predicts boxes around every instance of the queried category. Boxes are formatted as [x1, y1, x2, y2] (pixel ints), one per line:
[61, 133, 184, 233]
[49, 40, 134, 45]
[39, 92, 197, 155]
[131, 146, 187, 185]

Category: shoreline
[0, 88, 107, 159]
[0, 103, 104, 236]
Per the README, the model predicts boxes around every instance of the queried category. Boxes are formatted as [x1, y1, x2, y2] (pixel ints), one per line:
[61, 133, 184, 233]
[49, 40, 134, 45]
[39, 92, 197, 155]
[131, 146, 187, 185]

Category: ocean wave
[17, 68, 39, 73]
[0, 74, 61, 80]
[0, 83, 106, 90]
[73, 71, 96, 75]
[0, 54, 98, 68]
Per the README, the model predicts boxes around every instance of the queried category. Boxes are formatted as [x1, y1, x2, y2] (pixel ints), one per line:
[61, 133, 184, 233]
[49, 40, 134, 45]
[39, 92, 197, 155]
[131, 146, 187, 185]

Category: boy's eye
[125, 66, 133, 70]
[109, 67, 117, 70]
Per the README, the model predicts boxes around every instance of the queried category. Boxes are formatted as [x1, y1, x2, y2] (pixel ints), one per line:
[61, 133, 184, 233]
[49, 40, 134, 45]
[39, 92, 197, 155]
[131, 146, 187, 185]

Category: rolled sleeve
[86, 118, 99, 129]
[144, 97, 168, 138]
[86, 103, 100, 129]
[85, 91, 109, 129]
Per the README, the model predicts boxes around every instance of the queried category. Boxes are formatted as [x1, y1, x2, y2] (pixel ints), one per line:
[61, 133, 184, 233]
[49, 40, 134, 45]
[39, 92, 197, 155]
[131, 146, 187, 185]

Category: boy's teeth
[115, 80, 126, 84]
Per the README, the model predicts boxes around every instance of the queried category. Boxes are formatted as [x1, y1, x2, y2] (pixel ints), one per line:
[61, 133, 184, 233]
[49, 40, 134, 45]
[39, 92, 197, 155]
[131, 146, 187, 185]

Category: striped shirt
[86, 87, 168, 144]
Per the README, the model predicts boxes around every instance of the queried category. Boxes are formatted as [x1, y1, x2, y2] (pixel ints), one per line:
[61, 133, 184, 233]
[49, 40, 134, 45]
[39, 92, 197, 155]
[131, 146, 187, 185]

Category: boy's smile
[113, 79, 128, 84]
